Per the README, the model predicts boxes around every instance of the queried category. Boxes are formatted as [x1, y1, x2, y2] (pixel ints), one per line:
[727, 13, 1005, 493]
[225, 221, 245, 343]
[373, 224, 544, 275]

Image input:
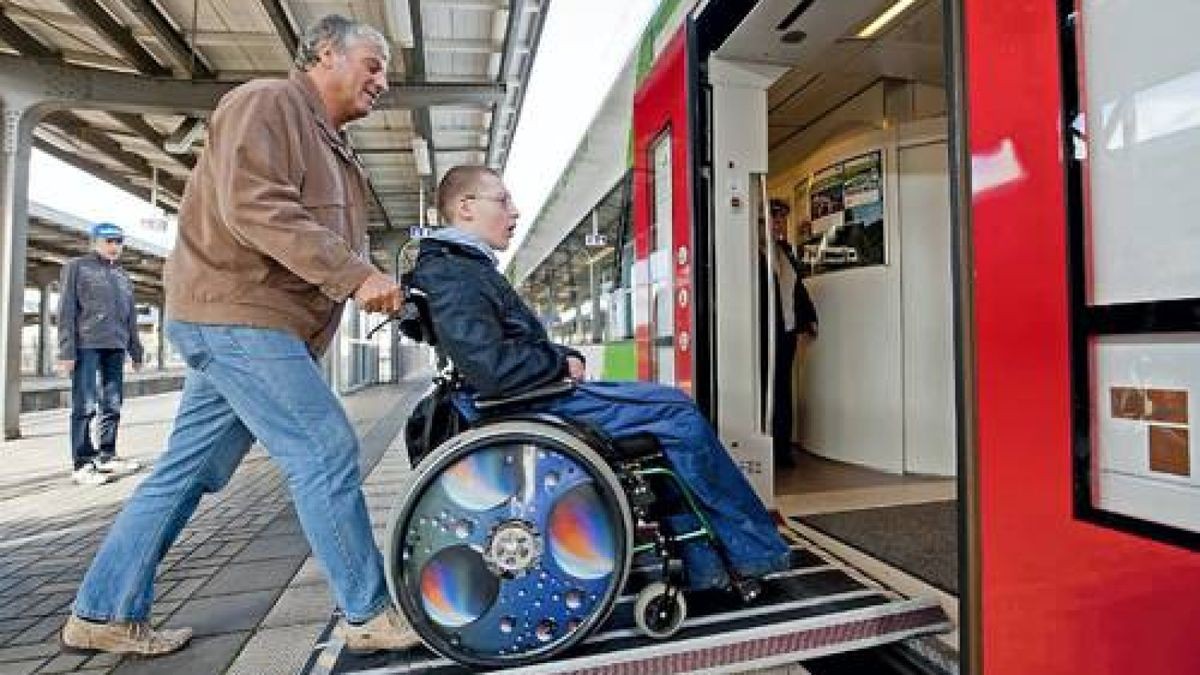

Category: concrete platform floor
[0, 388, 951, 675]
[0, 379, 428, 675]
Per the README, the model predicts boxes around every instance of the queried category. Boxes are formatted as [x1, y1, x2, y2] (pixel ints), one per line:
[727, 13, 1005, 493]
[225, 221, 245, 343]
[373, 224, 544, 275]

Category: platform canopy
[0, 0, 549, 266]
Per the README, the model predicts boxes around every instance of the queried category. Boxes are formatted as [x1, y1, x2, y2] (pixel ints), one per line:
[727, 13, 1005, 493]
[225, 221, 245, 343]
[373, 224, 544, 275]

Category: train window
[1062, 0, 1200, 548]
[648, 130, 676, 385]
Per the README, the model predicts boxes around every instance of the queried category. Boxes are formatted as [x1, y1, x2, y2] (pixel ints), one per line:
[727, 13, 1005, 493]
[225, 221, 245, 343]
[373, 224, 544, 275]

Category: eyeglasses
[103, 238, 124, 245]
[464, 193, 515, 208]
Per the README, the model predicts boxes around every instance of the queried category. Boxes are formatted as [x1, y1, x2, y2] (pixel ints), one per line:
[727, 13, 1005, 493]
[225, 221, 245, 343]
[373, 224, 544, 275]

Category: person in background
[762, 199, 818, 469]
[57, 222, 144, 487]
[61, 14, 414, 657]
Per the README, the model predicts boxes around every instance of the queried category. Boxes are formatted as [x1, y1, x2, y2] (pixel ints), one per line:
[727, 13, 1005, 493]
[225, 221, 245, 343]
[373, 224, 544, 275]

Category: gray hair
[294, 14, 390, 70]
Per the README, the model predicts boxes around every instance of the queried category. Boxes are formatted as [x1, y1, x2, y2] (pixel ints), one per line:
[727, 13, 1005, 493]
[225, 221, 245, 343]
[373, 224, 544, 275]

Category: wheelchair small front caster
[733, 577, 762, 603]
[634, 581, 687, 639]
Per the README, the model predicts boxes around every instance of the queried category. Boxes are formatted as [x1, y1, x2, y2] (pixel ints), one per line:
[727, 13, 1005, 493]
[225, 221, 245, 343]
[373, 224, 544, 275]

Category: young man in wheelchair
[407, 165, 791, 593]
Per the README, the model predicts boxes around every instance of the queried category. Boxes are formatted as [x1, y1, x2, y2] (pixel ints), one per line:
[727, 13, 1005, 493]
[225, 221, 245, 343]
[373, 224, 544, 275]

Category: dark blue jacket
[410, 238, 581, 399]
[57, 252, 144, 363]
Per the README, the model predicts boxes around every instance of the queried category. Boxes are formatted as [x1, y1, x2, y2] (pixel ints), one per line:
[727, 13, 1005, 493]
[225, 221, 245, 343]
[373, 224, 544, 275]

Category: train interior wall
[708, 0, 956, 480]
[767, 94, 955, 477]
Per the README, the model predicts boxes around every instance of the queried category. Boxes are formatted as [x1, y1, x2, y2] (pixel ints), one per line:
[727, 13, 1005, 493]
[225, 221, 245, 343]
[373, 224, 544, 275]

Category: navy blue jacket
[410, 238, 581, 399]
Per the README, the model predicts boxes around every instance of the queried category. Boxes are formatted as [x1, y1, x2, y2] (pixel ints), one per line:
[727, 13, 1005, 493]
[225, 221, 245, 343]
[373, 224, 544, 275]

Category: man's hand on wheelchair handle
[354, 271, 404, 314]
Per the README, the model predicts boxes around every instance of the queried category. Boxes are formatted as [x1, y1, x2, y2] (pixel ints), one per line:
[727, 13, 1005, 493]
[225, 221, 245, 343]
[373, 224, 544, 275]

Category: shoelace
[124, 622, 151, 642]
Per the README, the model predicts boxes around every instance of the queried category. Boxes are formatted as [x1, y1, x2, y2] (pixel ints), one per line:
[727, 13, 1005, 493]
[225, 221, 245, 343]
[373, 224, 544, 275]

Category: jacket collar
[426, 227, 499, 266]
[88, 251, 119, 267]
[291, 70, 337, 135]
[422, 235, 497, 267]
[290, 70, 367, 175]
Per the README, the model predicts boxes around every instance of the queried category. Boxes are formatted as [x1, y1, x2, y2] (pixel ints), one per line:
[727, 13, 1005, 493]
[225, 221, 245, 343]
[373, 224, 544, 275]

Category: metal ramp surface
[301, 524, 952, 674]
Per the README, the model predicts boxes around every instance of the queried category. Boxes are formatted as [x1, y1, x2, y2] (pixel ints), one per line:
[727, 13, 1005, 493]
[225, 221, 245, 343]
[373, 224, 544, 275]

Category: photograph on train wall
[793, 151, 885, 276]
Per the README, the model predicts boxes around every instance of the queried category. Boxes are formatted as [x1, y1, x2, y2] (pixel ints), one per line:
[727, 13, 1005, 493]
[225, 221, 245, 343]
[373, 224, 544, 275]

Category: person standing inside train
[60, 14, 415, 657]
[762, 198, 818, 469]
[411, 165, 793, 590]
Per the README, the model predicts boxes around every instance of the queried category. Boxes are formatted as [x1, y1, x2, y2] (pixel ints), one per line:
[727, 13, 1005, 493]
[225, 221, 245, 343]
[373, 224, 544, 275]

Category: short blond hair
[436, 165, 500, 224]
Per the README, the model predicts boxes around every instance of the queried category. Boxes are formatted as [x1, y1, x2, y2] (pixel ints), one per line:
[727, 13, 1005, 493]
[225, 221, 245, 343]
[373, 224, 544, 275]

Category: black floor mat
[793, 501, 958, 595]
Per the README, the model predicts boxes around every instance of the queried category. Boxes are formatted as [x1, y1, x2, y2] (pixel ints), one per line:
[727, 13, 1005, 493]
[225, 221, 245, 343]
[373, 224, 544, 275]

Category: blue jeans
[73, 321, 390, 623]
[457, 381, 791, 589]
[70, 348, 126, 470]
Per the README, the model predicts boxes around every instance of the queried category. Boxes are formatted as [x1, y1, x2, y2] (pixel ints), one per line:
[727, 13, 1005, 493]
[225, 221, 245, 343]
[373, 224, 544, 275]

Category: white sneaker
[72, 465, 112, 486]
[96, 457, 141, 473]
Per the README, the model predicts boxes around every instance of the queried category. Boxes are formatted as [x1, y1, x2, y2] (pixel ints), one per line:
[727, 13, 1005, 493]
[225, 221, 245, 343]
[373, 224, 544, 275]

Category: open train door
[632, 16, 782, 508]
[631, 29, 696, 401]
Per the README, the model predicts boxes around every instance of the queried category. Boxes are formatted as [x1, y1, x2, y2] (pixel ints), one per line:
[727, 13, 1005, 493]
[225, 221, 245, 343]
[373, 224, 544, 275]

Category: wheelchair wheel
[633, 581, 687, 639]
[385, 420, 633, 668]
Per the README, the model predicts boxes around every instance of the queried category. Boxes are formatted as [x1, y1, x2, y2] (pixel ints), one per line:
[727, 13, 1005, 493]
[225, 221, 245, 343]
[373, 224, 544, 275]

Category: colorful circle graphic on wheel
[547, 483, 615, 580]
[438, 447, 518, 511]
[419, 546, 498, 628]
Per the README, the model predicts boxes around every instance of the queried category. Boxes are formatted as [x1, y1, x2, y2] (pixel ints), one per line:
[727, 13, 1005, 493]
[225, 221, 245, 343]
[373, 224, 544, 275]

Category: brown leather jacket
[165, 70, 375, 355]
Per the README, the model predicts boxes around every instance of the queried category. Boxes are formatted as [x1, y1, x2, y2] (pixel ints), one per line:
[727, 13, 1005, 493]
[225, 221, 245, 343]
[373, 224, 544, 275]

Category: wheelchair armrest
[609, 432, 663, 463]
[474, 379, 576, 413]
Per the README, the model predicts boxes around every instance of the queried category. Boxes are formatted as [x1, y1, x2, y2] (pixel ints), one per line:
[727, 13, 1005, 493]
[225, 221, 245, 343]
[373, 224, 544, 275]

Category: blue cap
[91, 222, 124, 239]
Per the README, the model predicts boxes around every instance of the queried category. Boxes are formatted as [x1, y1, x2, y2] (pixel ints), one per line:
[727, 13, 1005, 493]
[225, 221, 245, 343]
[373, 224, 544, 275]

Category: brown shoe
[333, 607, 421, 652]
[61, 614, 192, 656]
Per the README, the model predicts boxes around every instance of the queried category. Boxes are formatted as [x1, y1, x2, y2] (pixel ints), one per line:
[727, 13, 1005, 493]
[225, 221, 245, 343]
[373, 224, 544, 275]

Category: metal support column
[156, 301, 167, 370]
[26, 266, 58, 377]
[0, 102, 37, 439]
[37, 282, 50, 376]
[389, 242, 403, 383]
[590, 260, 603, 344]
[36, 278, 55, 376]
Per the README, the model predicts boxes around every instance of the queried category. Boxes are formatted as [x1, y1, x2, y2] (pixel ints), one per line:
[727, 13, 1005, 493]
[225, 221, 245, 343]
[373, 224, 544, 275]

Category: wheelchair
[383, 289, 763, 669]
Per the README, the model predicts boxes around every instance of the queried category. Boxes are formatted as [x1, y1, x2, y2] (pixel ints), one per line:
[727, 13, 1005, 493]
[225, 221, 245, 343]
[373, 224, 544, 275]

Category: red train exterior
[966, 1, 1200, 673]
[626, 1, 1200, 672]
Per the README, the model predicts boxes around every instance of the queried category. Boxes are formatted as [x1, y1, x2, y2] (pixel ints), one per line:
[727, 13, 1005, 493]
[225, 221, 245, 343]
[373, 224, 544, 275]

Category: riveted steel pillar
[0, 102, 38, 438]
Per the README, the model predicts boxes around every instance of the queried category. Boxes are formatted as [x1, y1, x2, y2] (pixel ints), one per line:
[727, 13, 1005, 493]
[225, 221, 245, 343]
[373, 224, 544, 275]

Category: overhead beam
[116, 0, 214, 78]
[0, 54, 504, 115]
[0, 8, 56, 58]
[40, 112, 186, 205]
[0, 7, 188, 211]
[32, 139, 161, 207]
[425, 38, 501, 54]
[59, 0, 170, 76]
[258, 0, 298, 58]
[426, 0, 510, 10]
[110, 112, 196, 170]
[487, 0, 545, 169]
[406, 0, 438, 185]
[355, 146, 413, 155]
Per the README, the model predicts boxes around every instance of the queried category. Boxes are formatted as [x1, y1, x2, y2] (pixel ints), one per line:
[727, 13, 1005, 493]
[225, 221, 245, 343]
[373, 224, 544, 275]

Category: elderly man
[410, 165, 791, 591]
[57, 222, 145, 487]
[62, 15, 415, 656]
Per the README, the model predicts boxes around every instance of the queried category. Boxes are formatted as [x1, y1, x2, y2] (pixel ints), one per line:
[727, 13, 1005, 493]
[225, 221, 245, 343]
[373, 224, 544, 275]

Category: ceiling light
[856, 0, 918, 39]
[412, 137, 431, 176]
